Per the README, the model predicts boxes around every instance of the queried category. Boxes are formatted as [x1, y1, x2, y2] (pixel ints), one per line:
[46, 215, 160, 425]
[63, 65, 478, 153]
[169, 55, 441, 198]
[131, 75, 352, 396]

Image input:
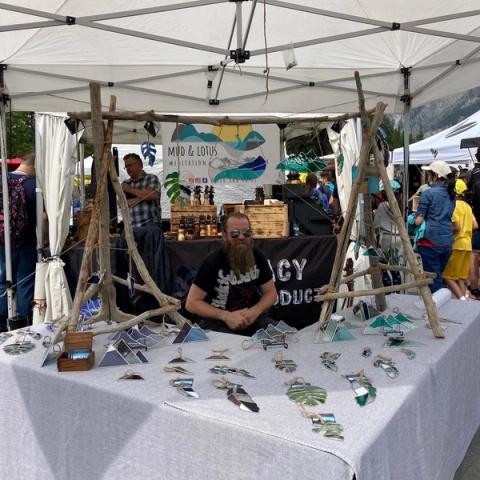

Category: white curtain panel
[35, 113, 79, 322]
[328, 119, 360, 239]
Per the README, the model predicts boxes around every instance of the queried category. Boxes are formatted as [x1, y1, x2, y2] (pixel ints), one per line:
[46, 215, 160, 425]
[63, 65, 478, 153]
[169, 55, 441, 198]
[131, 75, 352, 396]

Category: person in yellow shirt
[443, 179, 478, 299]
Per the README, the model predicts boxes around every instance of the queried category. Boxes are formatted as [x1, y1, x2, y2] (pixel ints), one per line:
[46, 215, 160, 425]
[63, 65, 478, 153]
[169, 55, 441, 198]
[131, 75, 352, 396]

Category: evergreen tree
[5, 111, 35, 157]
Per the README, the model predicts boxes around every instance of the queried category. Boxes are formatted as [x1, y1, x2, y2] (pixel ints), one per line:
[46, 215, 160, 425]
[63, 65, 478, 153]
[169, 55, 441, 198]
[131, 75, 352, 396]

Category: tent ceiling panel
[1, 0, 480, 114]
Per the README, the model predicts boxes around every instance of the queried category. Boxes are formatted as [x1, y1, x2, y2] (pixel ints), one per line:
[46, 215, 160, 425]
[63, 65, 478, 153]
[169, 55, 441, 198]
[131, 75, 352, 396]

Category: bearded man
[185, 212, 277, 335]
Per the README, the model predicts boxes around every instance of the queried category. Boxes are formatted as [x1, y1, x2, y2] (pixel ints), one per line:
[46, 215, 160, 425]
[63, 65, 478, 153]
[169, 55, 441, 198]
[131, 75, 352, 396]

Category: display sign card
[162, 123, 281, 186]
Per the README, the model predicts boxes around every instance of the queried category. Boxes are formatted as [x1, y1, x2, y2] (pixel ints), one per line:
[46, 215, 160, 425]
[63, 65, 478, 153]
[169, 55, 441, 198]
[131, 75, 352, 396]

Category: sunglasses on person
[228, 229, 252, 239]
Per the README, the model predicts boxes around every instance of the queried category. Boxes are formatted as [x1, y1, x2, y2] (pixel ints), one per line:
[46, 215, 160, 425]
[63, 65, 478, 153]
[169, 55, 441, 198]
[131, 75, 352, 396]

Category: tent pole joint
[230, 48, 250, 63]
[66, 16, 76, 25]
[400, 94, 411, 106]
[391, 22, 401, 30]
[209, 99, 220, 105]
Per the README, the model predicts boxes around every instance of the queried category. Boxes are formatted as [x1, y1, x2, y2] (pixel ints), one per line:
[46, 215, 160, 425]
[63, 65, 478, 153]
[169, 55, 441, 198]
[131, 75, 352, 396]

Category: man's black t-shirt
[193, 247, 273, 312]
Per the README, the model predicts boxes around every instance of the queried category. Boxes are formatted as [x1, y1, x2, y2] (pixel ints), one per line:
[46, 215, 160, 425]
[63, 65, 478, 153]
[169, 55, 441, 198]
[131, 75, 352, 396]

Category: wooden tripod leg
[363, 192, 387, 311]
[107, 161, 189, 328]
[318, 102, 386, 329]
[67, 83, 112, 331]
[354, 73, 444, 338]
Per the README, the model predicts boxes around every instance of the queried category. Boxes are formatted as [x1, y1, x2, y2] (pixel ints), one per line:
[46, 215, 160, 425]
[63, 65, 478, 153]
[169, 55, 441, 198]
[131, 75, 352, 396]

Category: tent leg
[401, 67, 411, 217]
[0, 100, 15, 323]
[34, 123, 44, 260]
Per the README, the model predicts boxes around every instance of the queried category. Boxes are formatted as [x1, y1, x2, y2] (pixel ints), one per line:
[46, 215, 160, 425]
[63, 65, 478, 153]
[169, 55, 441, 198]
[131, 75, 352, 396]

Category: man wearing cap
[415, 160, 455, 292]
[442, 179, 478, 299]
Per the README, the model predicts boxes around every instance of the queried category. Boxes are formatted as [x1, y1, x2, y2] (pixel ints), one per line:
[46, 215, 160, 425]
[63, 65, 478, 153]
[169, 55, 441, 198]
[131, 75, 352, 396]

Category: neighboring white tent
[1, 2, 480, 115]
[392, 110, 480, 165]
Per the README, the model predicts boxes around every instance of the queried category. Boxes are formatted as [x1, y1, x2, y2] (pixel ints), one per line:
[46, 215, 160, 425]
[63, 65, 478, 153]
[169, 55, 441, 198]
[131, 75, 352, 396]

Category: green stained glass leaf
[287, 384, 327, 406]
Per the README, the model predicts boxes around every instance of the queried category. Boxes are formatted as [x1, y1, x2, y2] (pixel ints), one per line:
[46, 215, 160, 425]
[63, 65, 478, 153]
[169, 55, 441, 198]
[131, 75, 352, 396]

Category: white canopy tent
[392, 109, 480, 165]
[0, 1, 480, 115]
[1, 0, 479, 222]
[1, 1, 480, 323]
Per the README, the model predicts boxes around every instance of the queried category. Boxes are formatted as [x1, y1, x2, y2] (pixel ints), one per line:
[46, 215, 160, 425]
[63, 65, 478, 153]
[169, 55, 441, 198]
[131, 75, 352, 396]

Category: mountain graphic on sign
[172, 124, 265, 151]
[211, 156, 266, 182]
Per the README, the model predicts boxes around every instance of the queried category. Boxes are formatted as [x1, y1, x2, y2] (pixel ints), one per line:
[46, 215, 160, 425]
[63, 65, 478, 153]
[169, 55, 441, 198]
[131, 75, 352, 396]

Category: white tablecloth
[0, 294, 479, 480]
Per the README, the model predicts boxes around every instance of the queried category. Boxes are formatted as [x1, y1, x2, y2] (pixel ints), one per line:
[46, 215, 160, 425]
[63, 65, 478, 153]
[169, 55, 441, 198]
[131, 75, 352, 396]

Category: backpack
[0, 174, 30, 247]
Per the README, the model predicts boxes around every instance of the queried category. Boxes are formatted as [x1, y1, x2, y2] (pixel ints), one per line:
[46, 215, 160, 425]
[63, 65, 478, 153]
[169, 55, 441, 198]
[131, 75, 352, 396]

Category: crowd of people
[411, 153, 480, 300]
[4, 149, 480, 333]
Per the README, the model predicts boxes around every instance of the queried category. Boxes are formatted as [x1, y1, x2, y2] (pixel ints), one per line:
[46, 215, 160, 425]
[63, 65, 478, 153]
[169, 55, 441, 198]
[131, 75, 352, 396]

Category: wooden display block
[170, 205, 217, 232]
[58, 331, 95, 372]
[223, 203, 288, 238]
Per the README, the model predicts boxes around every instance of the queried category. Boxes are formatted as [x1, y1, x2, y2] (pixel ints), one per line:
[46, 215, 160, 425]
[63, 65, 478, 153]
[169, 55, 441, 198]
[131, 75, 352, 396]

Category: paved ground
[455, 428, 480, 479]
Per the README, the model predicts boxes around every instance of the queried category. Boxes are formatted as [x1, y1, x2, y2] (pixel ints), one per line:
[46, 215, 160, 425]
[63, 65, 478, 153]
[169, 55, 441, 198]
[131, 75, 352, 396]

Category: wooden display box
[57, 331, 95, 372]
[170, 205, 217, 232]
[223, 203, 289, 238]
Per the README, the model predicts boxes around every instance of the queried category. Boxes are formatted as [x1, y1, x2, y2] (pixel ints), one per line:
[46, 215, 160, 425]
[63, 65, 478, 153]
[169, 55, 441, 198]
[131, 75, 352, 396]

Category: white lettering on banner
[268, 257, 308, 282]
[277, 259, 291, 282]
[292, 258, 307, 280]
[267, 260, 275, 281]
[275, 288, 314, 306]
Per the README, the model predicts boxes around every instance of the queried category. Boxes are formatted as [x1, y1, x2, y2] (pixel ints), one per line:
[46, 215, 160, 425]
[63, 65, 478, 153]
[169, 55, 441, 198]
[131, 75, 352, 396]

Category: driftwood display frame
[316, 72, 443, 339]
[52, 83, 187, 345]
[56, 75, 443, 344]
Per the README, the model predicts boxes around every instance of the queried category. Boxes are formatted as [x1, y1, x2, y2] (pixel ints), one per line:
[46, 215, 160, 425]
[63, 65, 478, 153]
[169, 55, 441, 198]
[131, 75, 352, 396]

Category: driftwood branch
[317, 95, 386, 329]
[315, 278, 433, 301]
[67, 84, 113, 331]
[377, 263, 436, 278]
[357, 73, 444, 338]
[89, 305, 178, 336]
[66, 109, 375, 125]
[112, 275, 153, 294]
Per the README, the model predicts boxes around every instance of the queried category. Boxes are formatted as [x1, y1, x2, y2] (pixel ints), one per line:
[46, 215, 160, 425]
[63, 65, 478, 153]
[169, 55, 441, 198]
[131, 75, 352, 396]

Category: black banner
[63, 235, 337, 329]
[166, 235, 337, 329]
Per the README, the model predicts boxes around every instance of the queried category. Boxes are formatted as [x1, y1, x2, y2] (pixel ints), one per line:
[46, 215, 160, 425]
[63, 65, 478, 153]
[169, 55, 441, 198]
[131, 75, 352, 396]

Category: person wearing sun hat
[415, 160, 456, 292]
[442, 179, 478, 299]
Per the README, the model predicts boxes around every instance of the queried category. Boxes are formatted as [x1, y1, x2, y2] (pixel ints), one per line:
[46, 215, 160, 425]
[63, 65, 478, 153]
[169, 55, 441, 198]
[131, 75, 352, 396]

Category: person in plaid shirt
[122, 153, 161, 227]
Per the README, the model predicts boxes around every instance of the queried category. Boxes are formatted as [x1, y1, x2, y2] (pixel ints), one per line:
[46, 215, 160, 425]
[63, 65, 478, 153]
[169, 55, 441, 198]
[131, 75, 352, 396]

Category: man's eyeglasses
[229, 229, 252, 239]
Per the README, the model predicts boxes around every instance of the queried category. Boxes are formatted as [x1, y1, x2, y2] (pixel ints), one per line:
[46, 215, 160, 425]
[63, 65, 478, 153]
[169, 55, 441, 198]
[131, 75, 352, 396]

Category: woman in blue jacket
[415, 160, 456, 293]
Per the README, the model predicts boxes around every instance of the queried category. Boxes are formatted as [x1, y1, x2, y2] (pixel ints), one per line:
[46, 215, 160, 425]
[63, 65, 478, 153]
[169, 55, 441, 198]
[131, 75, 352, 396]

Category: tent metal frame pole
[78, 143, 85, 209]
[0, 99, 14, 321]
[235, 1, 243, 51]
[401, 67, 411, 218]
[403, 9, 480, 27]
[264, 0, 392, 28]
[213, 16, 237, 102]
[242, 0, 257, 49]
[82, 0, 227, 21]
[34, 119, 44, 260]
[250, 27, 386, 56]
[76, 20, 225, 55]
[0, 20, 62, 33]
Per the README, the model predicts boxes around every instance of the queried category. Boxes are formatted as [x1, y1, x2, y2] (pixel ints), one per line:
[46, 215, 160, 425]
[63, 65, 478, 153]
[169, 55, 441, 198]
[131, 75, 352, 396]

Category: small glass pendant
[286, 378, 327, 407]
[169, 377, 199, 398]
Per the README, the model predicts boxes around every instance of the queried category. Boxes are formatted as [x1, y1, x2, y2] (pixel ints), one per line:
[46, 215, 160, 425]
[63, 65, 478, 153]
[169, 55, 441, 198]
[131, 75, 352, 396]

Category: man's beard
[225, 241, 255, 277]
